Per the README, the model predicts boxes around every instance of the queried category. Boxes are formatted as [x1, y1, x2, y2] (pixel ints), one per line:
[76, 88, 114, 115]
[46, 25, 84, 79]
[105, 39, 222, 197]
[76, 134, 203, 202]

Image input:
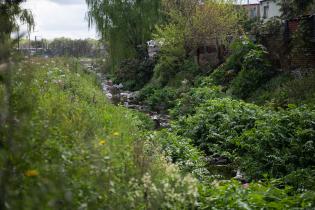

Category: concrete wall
[260, 0, 281, 21]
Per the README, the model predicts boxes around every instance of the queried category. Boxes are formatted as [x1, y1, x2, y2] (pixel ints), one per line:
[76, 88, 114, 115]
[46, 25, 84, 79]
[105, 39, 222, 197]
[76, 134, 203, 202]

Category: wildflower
[99, 140, 106, 145]
[25, 169, 39, 177]
[242, 183, 250, 189]
[113, 132, 119, 136]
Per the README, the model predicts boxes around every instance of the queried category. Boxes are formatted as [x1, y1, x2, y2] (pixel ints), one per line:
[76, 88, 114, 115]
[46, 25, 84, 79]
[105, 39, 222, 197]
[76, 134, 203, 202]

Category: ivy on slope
[150, 85, 315, 209]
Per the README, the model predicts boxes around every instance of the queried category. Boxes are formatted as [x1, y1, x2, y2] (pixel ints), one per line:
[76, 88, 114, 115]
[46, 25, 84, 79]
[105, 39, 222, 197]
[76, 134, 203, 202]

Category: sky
[21, 0, 260, 41]
[21, 0, 98, 40]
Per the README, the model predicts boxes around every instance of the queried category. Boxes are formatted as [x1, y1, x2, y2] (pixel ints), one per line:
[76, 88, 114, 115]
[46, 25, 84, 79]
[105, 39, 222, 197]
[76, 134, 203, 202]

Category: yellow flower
[113, 132, 120, 136]
[25, 169, 39, 177]
[99, 140, 106, 145]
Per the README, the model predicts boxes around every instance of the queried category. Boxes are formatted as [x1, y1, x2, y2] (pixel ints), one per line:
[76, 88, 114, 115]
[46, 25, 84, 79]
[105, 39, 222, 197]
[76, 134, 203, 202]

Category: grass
[0, 57, 198, 209]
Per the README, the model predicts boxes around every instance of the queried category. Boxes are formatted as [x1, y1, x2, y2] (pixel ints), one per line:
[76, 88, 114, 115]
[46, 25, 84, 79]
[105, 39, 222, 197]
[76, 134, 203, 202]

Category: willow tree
[0, 1, 34, 209]
[86, 0, 162, 68]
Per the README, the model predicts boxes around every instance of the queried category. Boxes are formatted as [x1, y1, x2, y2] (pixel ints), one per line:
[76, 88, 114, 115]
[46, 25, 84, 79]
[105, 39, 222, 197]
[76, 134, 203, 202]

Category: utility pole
[17, 29, 20, 51]
[35, 36, 37, 54]
[28, 32, 31, 57]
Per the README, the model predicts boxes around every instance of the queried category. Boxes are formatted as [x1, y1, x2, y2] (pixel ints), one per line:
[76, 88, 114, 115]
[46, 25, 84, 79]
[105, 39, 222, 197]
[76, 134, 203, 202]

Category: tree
[155, 0, 240, 57]
[0, 0, 34, 61]
[86, 0, 162, 69]
[187, 0, 240, 50]
[278, 0, 315, 19]
[0, 1, 34, 209]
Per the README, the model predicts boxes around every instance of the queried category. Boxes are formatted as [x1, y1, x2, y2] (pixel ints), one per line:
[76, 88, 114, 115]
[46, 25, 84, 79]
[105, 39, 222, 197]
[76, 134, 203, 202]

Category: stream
[81, 59, 240, 180]
[81, 59, 170, 129]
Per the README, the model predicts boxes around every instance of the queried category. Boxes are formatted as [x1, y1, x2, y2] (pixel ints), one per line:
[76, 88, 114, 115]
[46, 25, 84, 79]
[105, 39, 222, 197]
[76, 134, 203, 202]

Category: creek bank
[81, 59, 170, 129]
[82, 59, 243, 180]
[101, 77, 170, 129]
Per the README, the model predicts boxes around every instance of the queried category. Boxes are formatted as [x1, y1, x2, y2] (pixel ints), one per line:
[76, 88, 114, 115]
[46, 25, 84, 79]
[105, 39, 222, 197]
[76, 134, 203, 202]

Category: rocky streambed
[100, 76, 170, 129]
[81, 60, 169, 129]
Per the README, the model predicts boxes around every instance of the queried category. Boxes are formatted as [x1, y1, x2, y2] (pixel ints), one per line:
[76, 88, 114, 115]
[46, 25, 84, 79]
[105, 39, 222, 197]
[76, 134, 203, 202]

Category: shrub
[147, 130, 209, 180]
[170, 86, 225, 118]
[114, 57, 155, 91]
[174, 98, 264, 162]
[237, 105, 315, 179]
[249, 70, 315, 107]
[173, 95, 315, 179]
[152, 56, 198, 87]
[139, 85, 178, 111]
[225, 37, 260, 71]
[152, 56, 179, 86]
[199, 179, 315, 209]
[228, 47, 273, 99]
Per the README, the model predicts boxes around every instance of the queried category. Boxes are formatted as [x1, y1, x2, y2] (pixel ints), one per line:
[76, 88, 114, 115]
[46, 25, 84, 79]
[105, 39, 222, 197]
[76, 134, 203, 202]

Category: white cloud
[21, 0, 98, 40]
[48, 0, 85, 5]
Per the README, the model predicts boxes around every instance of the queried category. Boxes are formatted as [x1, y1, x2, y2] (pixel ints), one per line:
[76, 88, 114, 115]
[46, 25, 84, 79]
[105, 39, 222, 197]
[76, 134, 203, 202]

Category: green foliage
[278, 0, 315, 19]
[153, 56, 178, 86]
[0, 58, 199, 209]
[174, 98, 263, 162]
[249, 70, 315, 107]
[225, 37, 260, 71]
[86, 0, 162, 67]
[153, 23, 199, 87]
[153, 57, 198, 87]
[283, 169, 315, 192]
[114, 58, 155, 91]
[171, 86, 225, 119]
[147, 130, 210, 180]
[199, 179, 315, 209]
[154, 22, 186, 58]
[228, 47, 273, 99]
[200, 38, 268, 94]
[138, 84, 178, 111]
[291, 18, 315, 57]
[237, 105, 315, 179]
[173, 96, 315, 179]
[48, 38, 99, 58]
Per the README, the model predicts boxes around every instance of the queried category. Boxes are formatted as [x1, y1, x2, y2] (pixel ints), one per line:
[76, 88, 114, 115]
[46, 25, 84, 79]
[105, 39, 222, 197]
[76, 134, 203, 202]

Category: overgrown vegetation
[0, 58, 199, 209]
[2, 0, 315, 208]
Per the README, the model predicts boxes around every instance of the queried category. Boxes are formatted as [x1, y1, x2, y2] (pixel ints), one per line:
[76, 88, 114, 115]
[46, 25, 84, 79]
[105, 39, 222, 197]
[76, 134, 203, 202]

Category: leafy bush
[152, 56, 198, 87]
[114, 57, 155, 91]
[225, 37, 260, 71]
[199, 179, 315, 209]
[152, 56, 179, 86]
[170, 86, 225, 118]
[174, 98, 264, 162]
[196, 37, 272, 94]
[283, 169, 315, 192]
[147, 130, 210, 180]
[228, 46, 273, 99]
[237, 105, 315, 179]
[153, 22, 199, 87]
[249, 70, 315, 107]
[138, 84, 178, 111]
[173, 97, 315, 179]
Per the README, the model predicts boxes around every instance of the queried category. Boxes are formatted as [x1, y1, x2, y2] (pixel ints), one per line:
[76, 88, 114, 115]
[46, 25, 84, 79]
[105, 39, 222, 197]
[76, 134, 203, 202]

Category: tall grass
[0, 58, 198, 209]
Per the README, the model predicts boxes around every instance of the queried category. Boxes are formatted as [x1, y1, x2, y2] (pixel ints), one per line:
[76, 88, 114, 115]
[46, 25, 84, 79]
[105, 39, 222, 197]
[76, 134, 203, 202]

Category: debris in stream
[81, 60, 170, 129]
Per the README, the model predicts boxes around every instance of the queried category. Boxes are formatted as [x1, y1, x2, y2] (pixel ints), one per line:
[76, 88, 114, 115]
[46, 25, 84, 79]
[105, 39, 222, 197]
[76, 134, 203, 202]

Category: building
[259, 0, 281, 20]
[242, 3, 260, 19]
[241, 0, 281, 20]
